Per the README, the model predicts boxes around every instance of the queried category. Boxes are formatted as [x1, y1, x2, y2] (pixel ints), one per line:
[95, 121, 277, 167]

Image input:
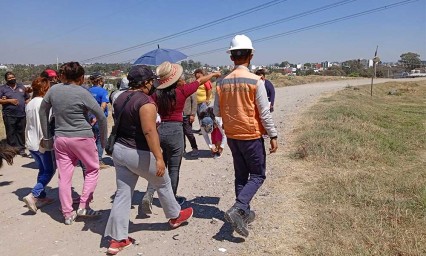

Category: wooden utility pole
[371, 45, 379, 96]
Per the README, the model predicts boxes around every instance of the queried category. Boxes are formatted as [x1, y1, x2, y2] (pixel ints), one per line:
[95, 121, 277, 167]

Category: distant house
[0, 65, 7, 70]
[321, 61, 331, 68]
[110, 70, 122, 77]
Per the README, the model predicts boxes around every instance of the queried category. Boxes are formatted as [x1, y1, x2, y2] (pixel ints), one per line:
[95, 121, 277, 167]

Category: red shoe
[107, 237, 134, 255]
[169, 207, 193, 228]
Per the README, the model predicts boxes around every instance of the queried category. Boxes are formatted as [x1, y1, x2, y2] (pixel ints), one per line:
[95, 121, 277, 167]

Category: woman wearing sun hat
[140, 61, 221, 214]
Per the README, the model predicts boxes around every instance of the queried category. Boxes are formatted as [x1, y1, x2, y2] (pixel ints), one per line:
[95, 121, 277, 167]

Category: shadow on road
[0, 181, 13, 186]
[21, 161, 38, 169]
[182, 149, 213, 160]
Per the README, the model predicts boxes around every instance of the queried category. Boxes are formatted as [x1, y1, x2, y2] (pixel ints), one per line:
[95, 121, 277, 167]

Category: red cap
[45, 69, 57, 77]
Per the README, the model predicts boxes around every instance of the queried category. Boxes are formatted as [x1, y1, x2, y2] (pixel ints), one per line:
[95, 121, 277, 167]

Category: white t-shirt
[25, 97, 45, 152]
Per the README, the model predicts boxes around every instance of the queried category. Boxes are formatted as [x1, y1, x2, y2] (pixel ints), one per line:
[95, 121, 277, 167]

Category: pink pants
[54, 136, 99, 218]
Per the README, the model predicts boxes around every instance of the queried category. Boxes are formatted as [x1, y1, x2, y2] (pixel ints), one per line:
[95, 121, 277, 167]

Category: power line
[80, 0, 288, 63]
[119, 0, 357, 64]
[188, 0, 419, 58]
[177, 0, 357, 51]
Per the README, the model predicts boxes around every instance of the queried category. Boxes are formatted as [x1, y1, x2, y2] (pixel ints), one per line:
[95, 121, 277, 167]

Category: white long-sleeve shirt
[25, 97, 45, 152]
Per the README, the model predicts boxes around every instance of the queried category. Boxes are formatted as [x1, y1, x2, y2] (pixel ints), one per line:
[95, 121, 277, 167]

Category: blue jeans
[29, 150, 56, 198]
[147, 122, 184, 196]
[227, 138, 266, 214]
[92, 123, 103, 161]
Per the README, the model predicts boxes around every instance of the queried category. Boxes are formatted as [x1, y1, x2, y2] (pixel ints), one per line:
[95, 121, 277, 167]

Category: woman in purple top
[104, 65, 194, 255]
[140, 61, 220, 214]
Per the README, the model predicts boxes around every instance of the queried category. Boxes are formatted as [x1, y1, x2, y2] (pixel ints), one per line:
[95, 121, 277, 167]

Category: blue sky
[1, 0, 425, 66]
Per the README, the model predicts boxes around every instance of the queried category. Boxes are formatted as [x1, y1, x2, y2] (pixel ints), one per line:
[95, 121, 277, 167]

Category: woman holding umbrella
[140, 61, 221, 214]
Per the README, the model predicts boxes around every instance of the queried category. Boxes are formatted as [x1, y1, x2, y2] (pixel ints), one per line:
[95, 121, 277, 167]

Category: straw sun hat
[156, 61, 183, 89]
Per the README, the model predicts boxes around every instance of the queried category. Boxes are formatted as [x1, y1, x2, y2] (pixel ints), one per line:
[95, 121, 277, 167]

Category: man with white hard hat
[214, 34, 278, 237]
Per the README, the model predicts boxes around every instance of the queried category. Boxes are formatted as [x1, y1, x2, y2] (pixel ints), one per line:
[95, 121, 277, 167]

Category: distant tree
[341, 59, 366, 76]
[305, 69, 316, 76]
[399, 52, 421, 71]
[322, 66, 346, 76]
[279, 61, 290, 67]
[181, 60, 202, 72]
[304, 63, 311, 68]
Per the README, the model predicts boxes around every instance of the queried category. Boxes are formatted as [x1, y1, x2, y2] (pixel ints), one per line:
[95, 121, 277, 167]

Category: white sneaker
[23, 193, 38, 213]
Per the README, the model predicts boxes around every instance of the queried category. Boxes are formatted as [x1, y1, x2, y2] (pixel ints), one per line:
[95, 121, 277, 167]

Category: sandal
[76, 208, 102, 218]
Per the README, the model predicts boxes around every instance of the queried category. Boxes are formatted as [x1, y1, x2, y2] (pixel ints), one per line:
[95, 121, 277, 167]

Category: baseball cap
[127, 65, 158, 88]
[90, 72, 102, 80]
[45, 69, 57, 77]
[201, 116, 214, 133]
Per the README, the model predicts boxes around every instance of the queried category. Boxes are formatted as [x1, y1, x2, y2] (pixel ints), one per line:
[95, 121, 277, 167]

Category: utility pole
[370, 45, 379, 96]
[56, 57, 59, 70]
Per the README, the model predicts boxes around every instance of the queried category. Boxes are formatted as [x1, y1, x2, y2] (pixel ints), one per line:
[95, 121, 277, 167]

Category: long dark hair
[59, 62, 85, 83]
[156, 82, 177, 118]
[0, 139, 18, 168]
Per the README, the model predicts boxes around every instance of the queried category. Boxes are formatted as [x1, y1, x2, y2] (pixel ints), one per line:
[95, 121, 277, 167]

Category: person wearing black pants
[0, 72, 30, 156]
[182, 92, 198, 157]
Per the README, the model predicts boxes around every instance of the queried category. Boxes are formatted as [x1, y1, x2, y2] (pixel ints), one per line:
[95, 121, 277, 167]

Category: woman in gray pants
[104, 65, 193, 255]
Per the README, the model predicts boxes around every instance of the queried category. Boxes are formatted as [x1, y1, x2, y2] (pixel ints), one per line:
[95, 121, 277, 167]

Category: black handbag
[105, 92, 136, 155]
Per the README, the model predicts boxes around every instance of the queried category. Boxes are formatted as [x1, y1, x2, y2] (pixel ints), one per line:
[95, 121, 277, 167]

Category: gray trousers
[104, 143, 180, 241]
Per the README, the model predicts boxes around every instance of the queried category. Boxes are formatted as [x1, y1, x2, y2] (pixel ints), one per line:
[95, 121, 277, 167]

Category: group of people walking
[0, 34, 278, 255]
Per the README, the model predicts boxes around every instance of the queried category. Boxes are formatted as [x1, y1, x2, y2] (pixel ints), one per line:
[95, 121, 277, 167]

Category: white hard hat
[227, 34, 255, 54]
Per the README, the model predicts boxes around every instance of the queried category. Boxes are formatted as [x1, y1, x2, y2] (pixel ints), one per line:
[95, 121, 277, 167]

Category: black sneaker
[224, 206, 249, 237]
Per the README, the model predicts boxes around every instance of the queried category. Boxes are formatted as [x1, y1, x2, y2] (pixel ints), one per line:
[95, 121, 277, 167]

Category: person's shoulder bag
[105, 92, 135, 155]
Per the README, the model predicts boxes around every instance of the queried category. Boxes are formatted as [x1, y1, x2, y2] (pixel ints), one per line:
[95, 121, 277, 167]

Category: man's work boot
[224, 206, 249, 237]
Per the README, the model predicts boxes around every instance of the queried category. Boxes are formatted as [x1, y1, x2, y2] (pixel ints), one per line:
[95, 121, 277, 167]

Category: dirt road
[0, 78, 399, 256]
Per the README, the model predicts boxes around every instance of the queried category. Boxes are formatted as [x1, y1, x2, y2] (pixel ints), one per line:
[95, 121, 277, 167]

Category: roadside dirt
[0, 78, 401, 256]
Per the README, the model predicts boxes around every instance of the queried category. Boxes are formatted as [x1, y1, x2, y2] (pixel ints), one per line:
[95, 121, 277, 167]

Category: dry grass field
[268, 73, 356, 88]
[292, 80, 426, 255]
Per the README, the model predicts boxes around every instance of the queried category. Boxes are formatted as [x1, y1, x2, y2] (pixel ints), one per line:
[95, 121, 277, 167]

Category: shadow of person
[77, 208, 112, 249]
[212, 222, 245, 243]
[13, 186, 91, 224]
[0, 181, 13, 187]
[186, 196, 225, 221]
[101, 157, 114, 167]
[182, 149, 213, 160]
[21, 161, 38, 169]
[14, 187, 64, 223]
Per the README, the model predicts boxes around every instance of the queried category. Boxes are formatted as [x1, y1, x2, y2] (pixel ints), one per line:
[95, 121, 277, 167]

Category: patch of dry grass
[293, 80, 426, 255]
[269, 73, 356, 88]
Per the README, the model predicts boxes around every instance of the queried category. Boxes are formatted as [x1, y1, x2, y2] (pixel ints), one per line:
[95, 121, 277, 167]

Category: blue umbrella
[133, 45, 188, 66]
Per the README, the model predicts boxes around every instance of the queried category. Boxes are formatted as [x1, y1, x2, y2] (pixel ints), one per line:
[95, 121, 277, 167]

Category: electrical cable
[80, 0, 288, 63]
[177, 0, 357, 51]
[187, 0, 419, 58]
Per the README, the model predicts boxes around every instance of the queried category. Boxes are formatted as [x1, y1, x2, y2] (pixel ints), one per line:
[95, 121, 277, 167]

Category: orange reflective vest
[216, 67, 265, 140]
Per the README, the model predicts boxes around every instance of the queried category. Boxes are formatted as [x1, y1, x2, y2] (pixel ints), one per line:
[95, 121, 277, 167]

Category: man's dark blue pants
[227, 137, 266, 214]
